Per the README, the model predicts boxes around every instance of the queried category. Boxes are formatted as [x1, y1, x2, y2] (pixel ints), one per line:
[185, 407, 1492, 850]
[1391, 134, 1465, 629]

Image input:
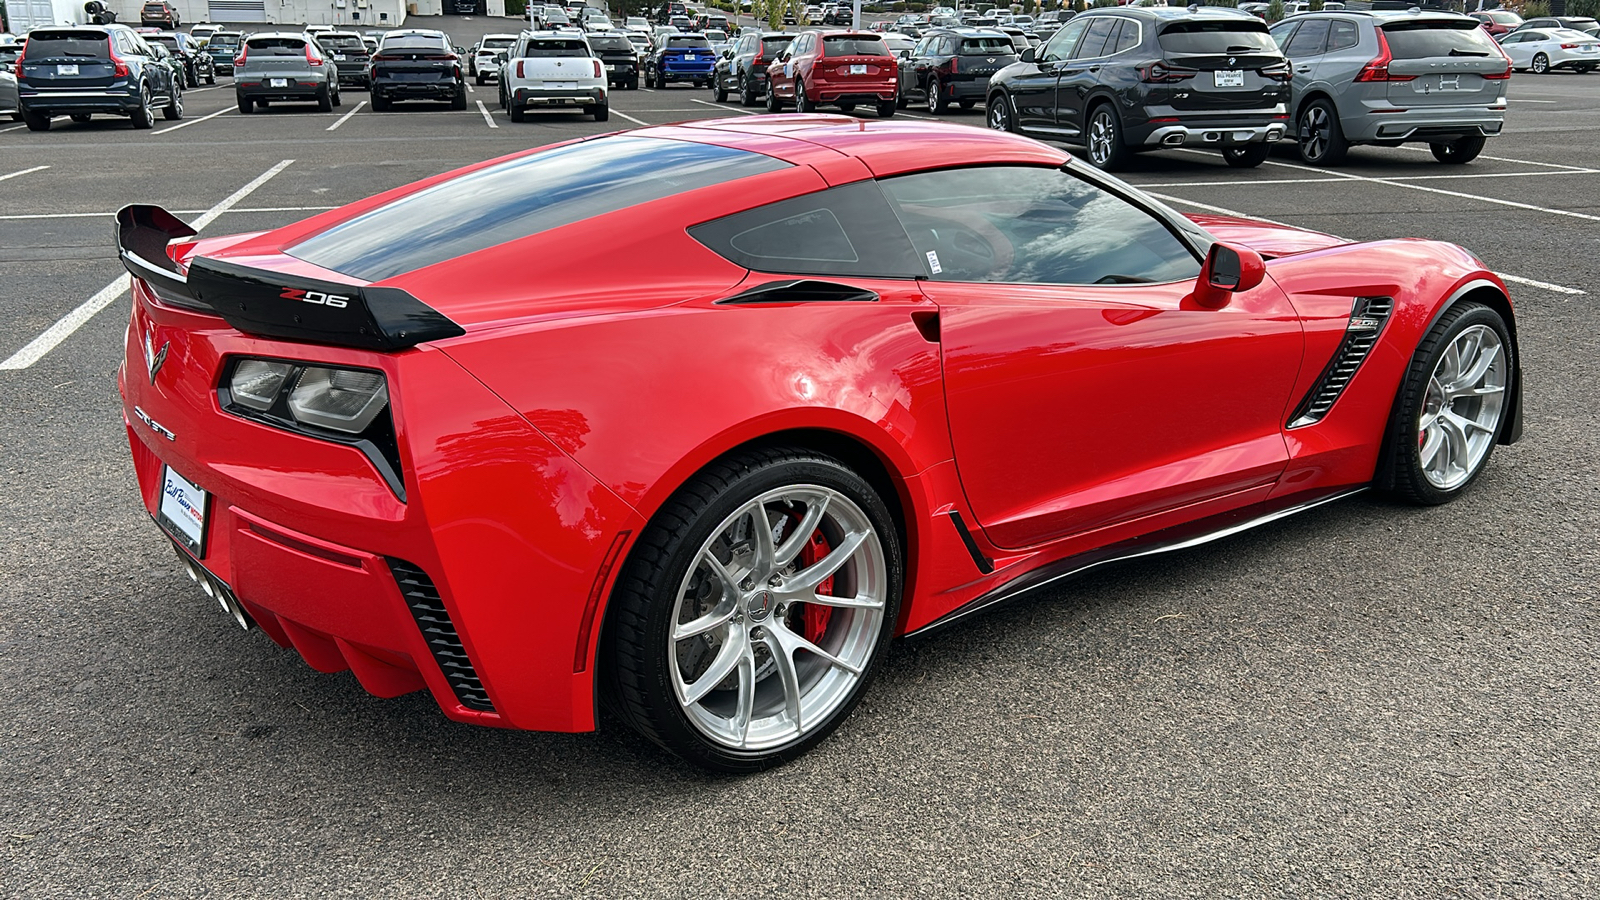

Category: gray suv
[234, 32, 342, 113]
[1269, 10, 1509, 165]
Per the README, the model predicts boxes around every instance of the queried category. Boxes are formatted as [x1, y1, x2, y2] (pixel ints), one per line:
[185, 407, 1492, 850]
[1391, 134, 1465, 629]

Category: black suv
[896, 28, 1016, 113]
[988, 7, 1291, 169]
[16, 24, 183, 130]
[587, 32, 640, 90]
[712, 31, 795, 106]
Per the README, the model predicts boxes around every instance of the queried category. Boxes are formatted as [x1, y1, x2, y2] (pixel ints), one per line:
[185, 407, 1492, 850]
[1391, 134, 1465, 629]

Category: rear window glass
[823, 35, 889, 56]
[525, 40, 588, 56]
[208, 34, 241, 47]
[382, 35, 449, 51]
[289, 137, 791, 281]
[761, 36, 795, 53]
[589, 36, 634, 51]
[1382, 22, 1500, 58]
[705, 31, 728, 42]
[667, 37, 712, 48]
[247, 37, 308, 54]
[318, 35, 365, 50]
[961, 37, 1015, 53]
[1158, 21, 1277, 53]
[149, 36, 181, 50]
[482, 38, 515, 49]
[1486, 12, 1521, 24]
[21, 32, 110, 57]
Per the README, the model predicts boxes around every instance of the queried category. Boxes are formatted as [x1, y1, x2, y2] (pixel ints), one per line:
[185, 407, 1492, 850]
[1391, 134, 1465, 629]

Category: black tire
[603, 447, 903, 773]
[628, 75, 639, 90]
[959, 98, 975, 110]
[162, 84, 183, 120]
[450, 87, 467, 111]
[510, 103, 524, 122]
[130, 84, 155, 129]
[876, 99, 895, 118]
[317, 86, 333, 112]
[713, 73, 728, 102]
[1430, 135, 1485, 164]
[926, 76, 947, 113]
[1297, 97, 1348, 166]
[1575, 64, 1595, 74]
[237, 95, 252, 114]
[594, 101, 609, 122]
[836, 102, 855, 112]
[371, 94, 388, 112]
[206, 71, 215, 85]
[1379, 302, 1514, 506]
[332, 84, 342, 108]
[1083, 103, 1130, 171]
[987, 91, 1014, 133]
[475, 72, 485, 86]
[1221, 144, 1270, 168]
[766, 82, 783, 112]
[739, 73, 756, 106]
[795, 79, 813, 113]
[1531, 53, 1549, 75]
[23, 108, 51, 131]
[70, 113, 93, 123]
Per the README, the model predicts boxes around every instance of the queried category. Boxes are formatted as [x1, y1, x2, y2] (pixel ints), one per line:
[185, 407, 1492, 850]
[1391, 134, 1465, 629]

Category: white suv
[498, 31, 608, 122]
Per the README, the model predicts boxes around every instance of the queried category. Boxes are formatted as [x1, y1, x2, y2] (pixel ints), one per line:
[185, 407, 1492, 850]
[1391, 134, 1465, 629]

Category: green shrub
[1266, 0, 1284, 23]
[1521, 0, 1550, 16]
[1570, 0, 1600, 17]
[505, 0, 527, 15]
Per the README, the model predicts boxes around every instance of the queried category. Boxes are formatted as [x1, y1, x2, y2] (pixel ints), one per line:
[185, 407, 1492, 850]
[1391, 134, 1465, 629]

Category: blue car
[648, 34, 716, 87]
[16, 23, 182, 130]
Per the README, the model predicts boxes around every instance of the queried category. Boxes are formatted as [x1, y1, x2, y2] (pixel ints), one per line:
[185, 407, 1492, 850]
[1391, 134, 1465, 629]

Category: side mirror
[1019, 46, 1035, 63]
[898, 49, 910, 59]
[1194, 242, 1266, 308]
[495, 50, 508, 64]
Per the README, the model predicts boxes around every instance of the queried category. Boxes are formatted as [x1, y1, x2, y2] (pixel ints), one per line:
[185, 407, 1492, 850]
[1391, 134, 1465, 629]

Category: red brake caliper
[797, 527, 835, 643]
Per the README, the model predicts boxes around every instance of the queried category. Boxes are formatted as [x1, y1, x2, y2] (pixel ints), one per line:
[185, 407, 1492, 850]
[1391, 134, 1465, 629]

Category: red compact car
[116, 117, 1521, 772]
[765, 31, 898, 117]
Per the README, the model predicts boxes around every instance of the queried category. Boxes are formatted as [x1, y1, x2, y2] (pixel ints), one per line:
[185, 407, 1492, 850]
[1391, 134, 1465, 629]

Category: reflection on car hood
[1186, 214, 1348, 257]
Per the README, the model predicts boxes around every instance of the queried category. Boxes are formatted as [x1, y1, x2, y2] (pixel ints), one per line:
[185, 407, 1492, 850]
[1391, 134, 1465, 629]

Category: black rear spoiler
[114, 204, 465, 351]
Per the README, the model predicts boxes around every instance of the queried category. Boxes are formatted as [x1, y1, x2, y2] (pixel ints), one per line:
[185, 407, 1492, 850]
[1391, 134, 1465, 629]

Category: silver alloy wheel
[988, 95, 1008, 131]
[1301, 105, 1328, 160]
[1532, 53, 1549, 74]
[1418, 324, 1507, 490]
[1088, 109, 1114, 165]
[927, 77, 939, 113]
[668, 485, 887, 751]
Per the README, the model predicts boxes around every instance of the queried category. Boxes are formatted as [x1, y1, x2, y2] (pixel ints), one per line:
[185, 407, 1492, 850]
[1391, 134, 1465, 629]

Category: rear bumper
[237, 83, 324, 102]
[1344, 109, 1506, 144]
[812, 83, 897, 103]
[1142, 120, 1289, 148]
[513, 85, 606, 106]
[659, 64, 714, 80]
[372, 78, 461, 99]
[18, 88, 140, 113]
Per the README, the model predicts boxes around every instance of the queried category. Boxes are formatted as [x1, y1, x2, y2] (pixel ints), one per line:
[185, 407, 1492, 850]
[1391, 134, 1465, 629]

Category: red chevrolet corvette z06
[116, 117, 1522, 772]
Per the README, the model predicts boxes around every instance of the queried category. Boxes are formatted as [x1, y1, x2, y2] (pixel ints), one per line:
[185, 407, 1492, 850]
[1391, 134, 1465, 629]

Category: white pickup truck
[497, 31, 609, 122]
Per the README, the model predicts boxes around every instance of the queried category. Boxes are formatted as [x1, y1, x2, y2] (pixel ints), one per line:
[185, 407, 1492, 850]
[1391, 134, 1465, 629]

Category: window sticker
[926, 250, 943, 275]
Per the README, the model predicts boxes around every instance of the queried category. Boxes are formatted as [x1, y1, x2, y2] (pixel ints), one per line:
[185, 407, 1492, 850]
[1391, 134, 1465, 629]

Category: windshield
[1383, 21, 1501, 58]
[1158, 21, 1277, 53]
[822, 35, 889, 56]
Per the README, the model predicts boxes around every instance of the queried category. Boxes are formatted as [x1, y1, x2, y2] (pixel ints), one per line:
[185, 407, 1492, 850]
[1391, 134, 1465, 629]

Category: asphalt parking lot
[2, 14, 1598, 898]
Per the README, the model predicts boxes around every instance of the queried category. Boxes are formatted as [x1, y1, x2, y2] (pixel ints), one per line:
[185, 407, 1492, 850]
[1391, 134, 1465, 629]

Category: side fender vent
[388, 559, 495, 712]
[717, 279, 879, 305]
[1288, 296, 1394, 429]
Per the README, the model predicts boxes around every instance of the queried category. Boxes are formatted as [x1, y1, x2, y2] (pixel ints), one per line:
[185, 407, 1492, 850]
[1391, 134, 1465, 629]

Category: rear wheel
[317, 85, 333, 112]
[876, 99, 895, 118]
[593, 101, 609, 122]
[371, 94, 388, 111]
[22, 108, 51, 131]
[1084, 103, 1130, 171]
[836, 102, 855, 112]
[765, 82, 784, 112]
[605, 447, 902, 773]
[987, 91, 1014, 132]
[926, 76, 947, 113]
[1531, 53, 1550, 75]
[130, 84, 155, 129]
[1380, 302, 1513, 505]
[739, 73, 757, 106]
[1297, 97, 1348, 166]
[1430, 135, 1485, 164]
[1221, 144, 1270, 168]
[510, 103, 524, 122]
[475, 72, 485, 85]
[959, 98, 975, 110]
[237, 95, 252, 114]
[450, 86, 467, 110]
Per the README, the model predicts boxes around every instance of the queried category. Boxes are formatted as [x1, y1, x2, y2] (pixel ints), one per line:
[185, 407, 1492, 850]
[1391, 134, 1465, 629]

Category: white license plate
[684, 54, 697, 60]
[58, 64, 79, 75]
[334, 53, 346, 60]
[850, 64, 867, 75]
[606, 63, 616, 70]
[159, 465, 209, 556]
[1214, 69, 1244, 88]
[545, 81, 578, 90]
[269, 77, 288, 87]
[1583, 45, 1598, 53]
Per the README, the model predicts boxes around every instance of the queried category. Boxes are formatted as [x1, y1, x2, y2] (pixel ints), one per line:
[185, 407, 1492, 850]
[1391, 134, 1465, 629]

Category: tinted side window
[1327, 20, 1360, 52]
[1269, 22, 1300, 50]
[880, 166, 1202, 286]
[1284, 19, 1330, 57]
[1041, 18, 1089, 61]
[1112, 19, 1140, 54]
[1072, 17, 1119, 59]
[690, 181, 923, 278]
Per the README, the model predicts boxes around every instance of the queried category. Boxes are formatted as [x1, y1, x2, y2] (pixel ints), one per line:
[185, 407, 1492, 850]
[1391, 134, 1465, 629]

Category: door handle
[1088, 65, 1100, 73]
[1295, 65, 1311, 73]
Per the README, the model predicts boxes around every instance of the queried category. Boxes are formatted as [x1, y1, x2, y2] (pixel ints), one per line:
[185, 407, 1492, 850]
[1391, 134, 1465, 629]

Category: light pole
[853, 0, 862, 30]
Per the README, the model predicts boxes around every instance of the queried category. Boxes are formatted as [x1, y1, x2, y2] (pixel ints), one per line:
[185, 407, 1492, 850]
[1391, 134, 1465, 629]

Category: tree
[1266, 0, 1284, 23]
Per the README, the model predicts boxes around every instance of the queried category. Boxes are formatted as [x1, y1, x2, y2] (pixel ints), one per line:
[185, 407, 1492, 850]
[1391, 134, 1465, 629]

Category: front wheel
[794, 79, 814, 113]
[1221, 144, 1270, 168]
[987, 92, 1015, 132]
[713, 73, 728, 102]
[765, 82, 784, 112]
[1380, 302, 1513, 506]
[1531, 53, 1550, 75]
[1430, 135, 1485, 164]
[604, 448, 903, 773]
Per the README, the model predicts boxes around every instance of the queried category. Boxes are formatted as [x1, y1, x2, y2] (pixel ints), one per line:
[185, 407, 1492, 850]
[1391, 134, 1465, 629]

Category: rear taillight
[517, 59, 525, 78]
[234, 43, 247, 68]
[1260, 60, 1291, 82]
[1138, 61, 1196, 83]
[12, 55, 21, 79]
[945, 56, 958, 73]
[108, 39, 129, 78]
[1353, 30, 1415, 82]
[305, 44, 323, 65]
[593, 59, 602, 78]
[1560, 43, 1581, 49]
[1484, 40, 1513, 79]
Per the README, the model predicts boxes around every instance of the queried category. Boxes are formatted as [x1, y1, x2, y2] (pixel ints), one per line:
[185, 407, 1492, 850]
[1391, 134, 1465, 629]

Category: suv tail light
[234, 43, 247, 68]
[305, 43, 323, 65]
[945, 56, 958, 73]
[1260, 60, 1291, 82]
[1138, 61, 1196, 83]
[592, 59, 603, 78]
[108, 38, 129, 78]
[516, 59, 525, 78]
[1484, 40, 1514, 79]
[1353, 29, 1416, 82]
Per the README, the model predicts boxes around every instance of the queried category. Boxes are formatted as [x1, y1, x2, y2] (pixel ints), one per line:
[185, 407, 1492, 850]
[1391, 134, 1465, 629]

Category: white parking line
[476, 100, 498, 129]
[1147, 190, 1586, 296]
[0, 123, 28, 134]
[0, 159, 295, 371]
[611, 110, 649, 126]
[1140, 168, 1600, 188]
[466, 83, 475, 93]
[688, 98, 755, 115]
[153, 106, 232, 135]
[1392, 145, 1595, 172]
[326, 99, 367, 131]
[0, 165, 50, 183]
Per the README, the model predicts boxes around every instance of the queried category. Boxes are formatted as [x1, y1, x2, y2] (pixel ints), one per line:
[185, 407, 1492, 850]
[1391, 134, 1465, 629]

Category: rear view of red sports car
[116, 117, 1521, 772]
